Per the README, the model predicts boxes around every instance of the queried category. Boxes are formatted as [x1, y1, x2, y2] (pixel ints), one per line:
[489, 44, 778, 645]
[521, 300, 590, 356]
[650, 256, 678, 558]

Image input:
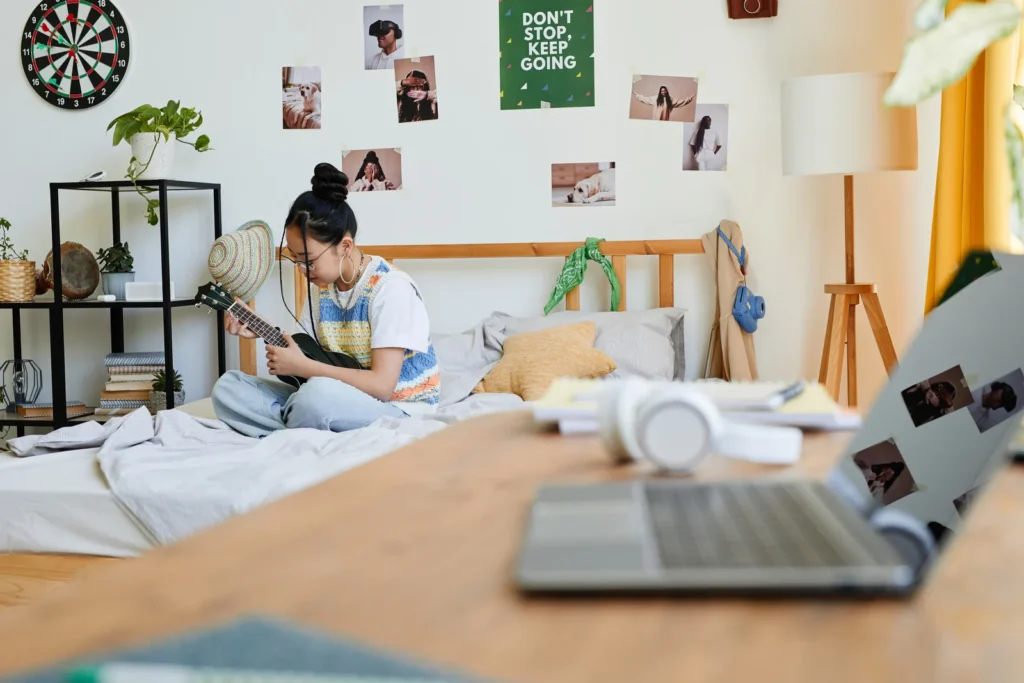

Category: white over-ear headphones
[597, 379, 804, 473]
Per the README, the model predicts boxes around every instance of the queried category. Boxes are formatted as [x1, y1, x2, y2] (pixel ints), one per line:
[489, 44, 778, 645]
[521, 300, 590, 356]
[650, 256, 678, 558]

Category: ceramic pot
[129, 132, 176, 180]
[101, 272, 136, 300]
[149, 389, 186, 414]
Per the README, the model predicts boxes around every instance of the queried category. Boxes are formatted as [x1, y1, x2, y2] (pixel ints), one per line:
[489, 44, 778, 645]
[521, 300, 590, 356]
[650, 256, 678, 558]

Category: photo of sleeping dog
[552, 162, 616, 207]
[282, 66, 322, 130]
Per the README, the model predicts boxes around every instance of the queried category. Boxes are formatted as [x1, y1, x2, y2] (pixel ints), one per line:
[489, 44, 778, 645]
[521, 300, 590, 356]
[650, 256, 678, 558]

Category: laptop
[515, 251, 1024, 596]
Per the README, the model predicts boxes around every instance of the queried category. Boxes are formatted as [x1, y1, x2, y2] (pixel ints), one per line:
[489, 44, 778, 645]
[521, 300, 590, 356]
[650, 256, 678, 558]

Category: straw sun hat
[207, 220, 274, 303]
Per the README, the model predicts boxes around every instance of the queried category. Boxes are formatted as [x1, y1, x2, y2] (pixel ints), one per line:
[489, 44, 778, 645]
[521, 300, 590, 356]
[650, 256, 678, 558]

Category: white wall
[0, 0, 938, 417]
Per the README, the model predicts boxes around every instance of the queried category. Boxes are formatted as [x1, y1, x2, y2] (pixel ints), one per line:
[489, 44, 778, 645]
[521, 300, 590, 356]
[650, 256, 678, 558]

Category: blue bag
[717, 227, 765, 333]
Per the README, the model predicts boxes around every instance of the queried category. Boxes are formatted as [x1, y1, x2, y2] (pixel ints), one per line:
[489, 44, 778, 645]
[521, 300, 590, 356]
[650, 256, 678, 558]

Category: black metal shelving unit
[1, 179, 227, 435]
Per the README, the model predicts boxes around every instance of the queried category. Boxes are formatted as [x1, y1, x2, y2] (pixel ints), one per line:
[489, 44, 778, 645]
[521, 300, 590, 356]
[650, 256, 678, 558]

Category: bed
[0, 239, 701, 561]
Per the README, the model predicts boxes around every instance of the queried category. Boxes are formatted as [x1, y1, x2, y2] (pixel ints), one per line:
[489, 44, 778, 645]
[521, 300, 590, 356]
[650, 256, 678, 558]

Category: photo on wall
[342, 149, 403, 192]
[900, 364, 974, 428]
[967, 368, 1023, 433]
[364, 5, 405, 70]
[851, 438, 920, 506]
[282, 67, 322, 130]
[395, 56, 438, 123]
[629, 75, 698, 123]
[552, 162, 615, 207]
[499, 0, 596, 110]
[683, 104, 729, 172]
[953, 485, 982, 517]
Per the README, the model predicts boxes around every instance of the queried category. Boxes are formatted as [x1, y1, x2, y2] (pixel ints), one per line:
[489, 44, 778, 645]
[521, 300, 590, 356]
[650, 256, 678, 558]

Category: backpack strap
[716, 226, 747, 274]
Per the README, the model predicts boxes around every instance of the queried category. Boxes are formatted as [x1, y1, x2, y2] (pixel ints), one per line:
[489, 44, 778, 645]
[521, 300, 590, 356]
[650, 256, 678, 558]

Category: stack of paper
[532, 378, 861, 435]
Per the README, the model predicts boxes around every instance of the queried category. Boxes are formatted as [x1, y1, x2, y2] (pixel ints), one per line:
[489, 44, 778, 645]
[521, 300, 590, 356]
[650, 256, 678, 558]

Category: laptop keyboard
[644, 482, 869, 568]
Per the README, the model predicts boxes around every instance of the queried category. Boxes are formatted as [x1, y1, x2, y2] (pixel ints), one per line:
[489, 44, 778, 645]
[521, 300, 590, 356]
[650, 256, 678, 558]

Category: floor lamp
[781, 72, 919, 407]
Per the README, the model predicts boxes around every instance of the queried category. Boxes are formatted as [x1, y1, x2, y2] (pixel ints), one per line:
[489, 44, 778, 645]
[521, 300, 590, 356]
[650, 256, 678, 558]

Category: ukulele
[194, 281, 361, 388]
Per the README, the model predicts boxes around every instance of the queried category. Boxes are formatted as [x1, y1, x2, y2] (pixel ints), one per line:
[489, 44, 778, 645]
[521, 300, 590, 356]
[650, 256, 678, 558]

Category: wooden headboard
[239, 239, 705, 376]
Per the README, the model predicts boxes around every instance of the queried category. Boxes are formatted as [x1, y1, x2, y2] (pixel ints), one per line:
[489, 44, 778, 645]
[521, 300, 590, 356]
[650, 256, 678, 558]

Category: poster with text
[499, 0, 595, 110]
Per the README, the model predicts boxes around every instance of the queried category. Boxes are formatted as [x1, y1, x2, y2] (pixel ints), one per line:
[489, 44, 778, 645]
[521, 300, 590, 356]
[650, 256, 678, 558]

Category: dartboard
[20, 0, 130, 110]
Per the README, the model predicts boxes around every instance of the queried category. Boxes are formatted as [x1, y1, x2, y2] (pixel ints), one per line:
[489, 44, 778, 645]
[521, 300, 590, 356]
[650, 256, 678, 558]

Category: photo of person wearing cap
[364, 5, 404, 70]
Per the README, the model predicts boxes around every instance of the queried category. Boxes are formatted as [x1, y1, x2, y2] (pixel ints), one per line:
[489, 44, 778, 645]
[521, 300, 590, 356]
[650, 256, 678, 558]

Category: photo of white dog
[552, 162, 616, 207]
[299, 82, 321, 114]
[282, 66, 322, 130]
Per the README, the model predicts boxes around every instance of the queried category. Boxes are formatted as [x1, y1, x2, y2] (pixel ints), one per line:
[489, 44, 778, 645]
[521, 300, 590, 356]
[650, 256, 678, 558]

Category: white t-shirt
[295, 256, 431, 355]
[690, 127, 721, 155]
[367, 44, 404, 70]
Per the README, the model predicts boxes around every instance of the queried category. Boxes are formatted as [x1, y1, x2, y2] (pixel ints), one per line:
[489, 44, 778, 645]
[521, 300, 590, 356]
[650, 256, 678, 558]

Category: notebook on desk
[533, 378, 860, 433]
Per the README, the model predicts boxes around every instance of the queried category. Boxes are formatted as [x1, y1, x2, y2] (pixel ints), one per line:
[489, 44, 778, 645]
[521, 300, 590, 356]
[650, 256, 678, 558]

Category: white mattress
[0, 395, 525, 557]
[0, 448, 154, 557]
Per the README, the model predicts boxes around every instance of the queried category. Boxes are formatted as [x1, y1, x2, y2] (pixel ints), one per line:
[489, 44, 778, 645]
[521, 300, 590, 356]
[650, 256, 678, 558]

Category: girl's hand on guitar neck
[267, 333, 314, 378]
[225, 297, 258, 339]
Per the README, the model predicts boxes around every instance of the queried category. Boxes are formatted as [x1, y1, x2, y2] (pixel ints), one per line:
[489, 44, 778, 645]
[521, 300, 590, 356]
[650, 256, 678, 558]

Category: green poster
[499, 0, 595, 110]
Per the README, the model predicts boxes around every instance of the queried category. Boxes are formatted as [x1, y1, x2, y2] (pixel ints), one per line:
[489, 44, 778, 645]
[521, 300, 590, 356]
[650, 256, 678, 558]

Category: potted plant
[0, 217, 34, 303]
[96, 241, 135, 300]
[149, 368, 185, 414]
[106, 100, 213, 226]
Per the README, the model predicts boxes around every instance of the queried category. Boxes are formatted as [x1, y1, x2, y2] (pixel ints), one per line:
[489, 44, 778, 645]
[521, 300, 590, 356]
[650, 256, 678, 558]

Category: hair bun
[311, 162, 349, 202]
[365, 151, 380, 161]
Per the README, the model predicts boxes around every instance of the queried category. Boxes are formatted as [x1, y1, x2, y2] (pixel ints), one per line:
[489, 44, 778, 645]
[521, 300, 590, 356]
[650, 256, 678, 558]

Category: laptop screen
[826, 252, 1024, 553]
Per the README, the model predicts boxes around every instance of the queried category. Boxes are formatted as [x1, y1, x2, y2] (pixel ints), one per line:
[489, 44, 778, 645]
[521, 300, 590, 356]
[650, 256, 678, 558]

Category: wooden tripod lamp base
[818, 283, 898, 407]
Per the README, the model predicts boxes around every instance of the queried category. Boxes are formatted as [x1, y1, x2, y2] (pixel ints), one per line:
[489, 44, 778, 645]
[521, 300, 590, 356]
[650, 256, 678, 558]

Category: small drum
[40, 242, 100, 300]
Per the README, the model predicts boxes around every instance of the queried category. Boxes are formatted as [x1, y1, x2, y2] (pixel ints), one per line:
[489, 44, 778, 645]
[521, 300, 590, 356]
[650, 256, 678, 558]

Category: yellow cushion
[473, 321, 617, 401]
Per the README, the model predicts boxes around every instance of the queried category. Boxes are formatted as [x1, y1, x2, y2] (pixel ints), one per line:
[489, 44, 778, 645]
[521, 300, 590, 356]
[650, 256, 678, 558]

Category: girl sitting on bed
[212, 162, 441, 438]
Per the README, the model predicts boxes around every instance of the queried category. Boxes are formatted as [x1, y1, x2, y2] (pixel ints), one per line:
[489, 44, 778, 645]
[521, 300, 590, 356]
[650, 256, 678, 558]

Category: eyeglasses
[283, 243, 332, 273]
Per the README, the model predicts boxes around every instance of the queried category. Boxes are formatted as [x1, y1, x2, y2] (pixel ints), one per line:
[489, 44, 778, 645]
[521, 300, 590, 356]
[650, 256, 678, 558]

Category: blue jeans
[211, 370, 407, 438]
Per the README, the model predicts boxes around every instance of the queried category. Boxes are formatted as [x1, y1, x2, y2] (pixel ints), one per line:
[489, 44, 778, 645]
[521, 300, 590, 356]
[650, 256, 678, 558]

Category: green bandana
[544, 237, 622, 315]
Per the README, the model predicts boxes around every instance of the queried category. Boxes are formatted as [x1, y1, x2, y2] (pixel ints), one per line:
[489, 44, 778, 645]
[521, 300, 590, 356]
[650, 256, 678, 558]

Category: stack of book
[97, 351, 164, 416]
[15, 401, 90, 419]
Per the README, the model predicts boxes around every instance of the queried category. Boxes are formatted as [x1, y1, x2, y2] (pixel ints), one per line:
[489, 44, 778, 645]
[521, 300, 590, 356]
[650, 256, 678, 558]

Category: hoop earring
[339, 250, 357, 285]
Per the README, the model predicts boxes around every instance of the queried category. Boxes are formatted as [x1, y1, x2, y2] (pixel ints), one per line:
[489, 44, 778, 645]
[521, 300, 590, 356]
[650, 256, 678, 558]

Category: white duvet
[5, 393, 524, 547]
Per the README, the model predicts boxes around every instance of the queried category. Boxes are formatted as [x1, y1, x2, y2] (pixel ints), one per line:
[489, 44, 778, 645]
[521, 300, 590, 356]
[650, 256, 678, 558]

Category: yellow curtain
[925, 0, 1024, 313]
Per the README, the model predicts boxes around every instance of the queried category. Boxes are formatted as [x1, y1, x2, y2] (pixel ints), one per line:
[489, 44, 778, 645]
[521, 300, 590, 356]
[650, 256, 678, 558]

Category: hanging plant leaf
[1006, 105, 1024, 242]
[914, 0, 949, 31]
[1014, 84, 1024, 109]
[885, 0, 1022, 107]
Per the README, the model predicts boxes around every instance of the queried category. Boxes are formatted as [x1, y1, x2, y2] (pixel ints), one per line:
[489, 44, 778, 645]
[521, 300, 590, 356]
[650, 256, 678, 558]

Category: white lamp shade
[781, 72, 919, 176]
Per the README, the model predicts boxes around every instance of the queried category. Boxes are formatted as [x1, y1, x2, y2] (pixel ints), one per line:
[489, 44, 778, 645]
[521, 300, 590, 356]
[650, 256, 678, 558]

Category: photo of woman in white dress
[683, 104, 730, 172]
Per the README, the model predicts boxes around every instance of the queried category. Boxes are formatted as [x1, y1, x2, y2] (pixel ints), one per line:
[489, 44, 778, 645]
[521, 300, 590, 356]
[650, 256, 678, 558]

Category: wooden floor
[0, 555, 118, 609]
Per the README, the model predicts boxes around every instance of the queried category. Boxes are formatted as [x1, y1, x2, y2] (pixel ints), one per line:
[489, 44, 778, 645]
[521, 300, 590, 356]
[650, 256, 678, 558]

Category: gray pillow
[430, 314, 506, 406]
[486, 308, 686, 381]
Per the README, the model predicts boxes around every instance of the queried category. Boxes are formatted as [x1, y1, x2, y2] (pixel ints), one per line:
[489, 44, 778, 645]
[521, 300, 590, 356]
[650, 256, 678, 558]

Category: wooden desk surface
[1, 410, 1023, 683]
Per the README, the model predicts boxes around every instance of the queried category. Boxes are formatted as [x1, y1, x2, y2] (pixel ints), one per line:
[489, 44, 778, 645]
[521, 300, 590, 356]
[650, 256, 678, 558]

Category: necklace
[337, 253, 368, 310]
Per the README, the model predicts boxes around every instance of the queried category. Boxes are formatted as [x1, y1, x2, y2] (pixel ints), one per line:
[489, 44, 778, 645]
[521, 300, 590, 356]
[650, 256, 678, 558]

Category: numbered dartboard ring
[20, 0, 130, 110]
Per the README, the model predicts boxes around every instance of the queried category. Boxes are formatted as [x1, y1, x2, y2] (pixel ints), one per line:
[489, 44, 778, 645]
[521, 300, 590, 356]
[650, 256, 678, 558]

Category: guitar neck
[227, 302, 287, 347]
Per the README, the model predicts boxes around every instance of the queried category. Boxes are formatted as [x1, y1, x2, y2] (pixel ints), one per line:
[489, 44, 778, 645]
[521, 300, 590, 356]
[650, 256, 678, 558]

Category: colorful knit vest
[316, 260, 441, 409]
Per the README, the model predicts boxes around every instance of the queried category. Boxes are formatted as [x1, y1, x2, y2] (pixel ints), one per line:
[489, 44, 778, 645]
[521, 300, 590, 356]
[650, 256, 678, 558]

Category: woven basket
[0, 260, 36, 302]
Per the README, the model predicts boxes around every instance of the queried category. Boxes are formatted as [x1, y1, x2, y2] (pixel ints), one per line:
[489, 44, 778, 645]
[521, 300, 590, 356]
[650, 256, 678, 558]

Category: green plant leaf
[165, 100, 179, 117]
[885, 0, 1022, 107]
[112, 119, 127, 146]
[123, 119, 142, 143]
[1007, 106, 1024, 242]
[194, 134, 210, 152]
[915, 0, 949, 31]
[1014, 84, 1024, 109]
